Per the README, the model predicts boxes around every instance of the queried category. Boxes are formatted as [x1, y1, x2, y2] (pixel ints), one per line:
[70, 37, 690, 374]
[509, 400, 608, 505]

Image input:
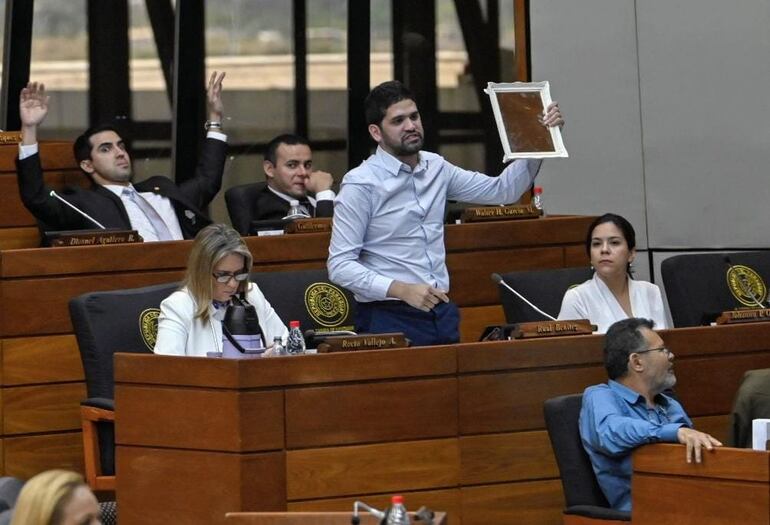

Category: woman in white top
[154, 224, 288, 356]
[557, 213, 669, 334]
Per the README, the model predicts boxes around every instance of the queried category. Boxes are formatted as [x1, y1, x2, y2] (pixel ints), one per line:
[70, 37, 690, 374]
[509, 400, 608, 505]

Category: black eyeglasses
[635, 346, 672, 357]
[212, 271, 249, 284]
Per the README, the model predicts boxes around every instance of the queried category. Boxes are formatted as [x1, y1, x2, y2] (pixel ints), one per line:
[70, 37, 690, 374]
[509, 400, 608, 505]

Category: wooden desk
[114, 323, 770, 525]
[0, 216, 590, 479]
[225, 512, 447, 524]
[633, 444, 770, 524]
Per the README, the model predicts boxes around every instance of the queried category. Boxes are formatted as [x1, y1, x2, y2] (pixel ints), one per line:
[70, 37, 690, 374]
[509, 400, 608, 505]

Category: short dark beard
[396, 134, 423, 155]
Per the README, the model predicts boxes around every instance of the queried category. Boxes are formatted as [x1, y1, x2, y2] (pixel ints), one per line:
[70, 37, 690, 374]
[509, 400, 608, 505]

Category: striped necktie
[123, 187, 174, 241]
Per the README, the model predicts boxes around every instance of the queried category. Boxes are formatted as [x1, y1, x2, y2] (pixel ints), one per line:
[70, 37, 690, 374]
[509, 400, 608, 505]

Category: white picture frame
[484, 81, 568, 161]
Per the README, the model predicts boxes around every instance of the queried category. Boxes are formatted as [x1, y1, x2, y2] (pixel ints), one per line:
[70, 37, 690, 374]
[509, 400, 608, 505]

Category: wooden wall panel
[633, 474, 768, 525]
[0, 228, 39, 250]
[3, 383, 84, 434]
[459, 305, 505, 343]
[691, 414, 730, 445]
[117, 447, 285, 525]
[285, 378, 457, 448]
[116, 347, 457, 390]
[675, 353, 770, 417]
[0, 170, 86, 227]
[460, 480, 563, 525]
[4, 432, 83, 479]
[1, 271, 184, 336]
[443, 215, 593, 251]
[2, 335, 83, 385]
[0, 142, 82, 250]
[115, 386, 284, 452]
[459, 366, 606, 434]
[286, 439, 459, 500]
[460, 430, 558, 485]
[447, 247, 565, 307]
[286, 489, 461, 525]
[457, 337, 603, 373]
[563, 245, 589, 267]
[0, 142, 77, 172]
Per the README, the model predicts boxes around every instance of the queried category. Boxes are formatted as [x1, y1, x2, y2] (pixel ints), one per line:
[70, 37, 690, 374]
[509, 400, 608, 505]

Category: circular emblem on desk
[305, 282, 349, 327]
[139, 308, 161, 351]
[726, 265, 767, 307]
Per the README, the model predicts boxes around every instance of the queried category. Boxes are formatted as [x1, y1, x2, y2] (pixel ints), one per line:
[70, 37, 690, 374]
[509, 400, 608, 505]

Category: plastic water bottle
[272, 336, 286, 357]
[532, 186, 545, 215]
[386, 495, 410, 525]
[283, 200, 310, 219]
[286, 321, 306, 355]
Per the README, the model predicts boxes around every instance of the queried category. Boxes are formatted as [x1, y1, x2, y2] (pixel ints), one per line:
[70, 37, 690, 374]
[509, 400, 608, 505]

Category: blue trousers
[355, 300, 460, 347]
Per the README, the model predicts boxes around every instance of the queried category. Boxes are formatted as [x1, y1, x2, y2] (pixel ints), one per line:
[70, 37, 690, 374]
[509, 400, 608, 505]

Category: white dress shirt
[102, 184, 183, 241]
[557, 273, 670, 334]
[328, 146, 542, 302]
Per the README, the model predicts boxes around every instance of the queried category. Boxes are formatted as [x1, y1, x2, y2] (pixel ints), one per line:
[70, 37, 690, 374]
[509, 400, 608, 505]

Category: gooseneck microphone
[723, 255, 767, 308]
[49, 190, 106, 229]
[491, 273, 557, 321]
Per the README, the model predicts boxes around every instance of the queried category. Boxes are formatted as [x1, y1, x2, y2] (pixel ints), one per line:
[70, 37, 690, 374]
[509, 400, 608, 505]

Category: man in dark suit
[16, 72, 228, 241]
[230, 134, 335, 232]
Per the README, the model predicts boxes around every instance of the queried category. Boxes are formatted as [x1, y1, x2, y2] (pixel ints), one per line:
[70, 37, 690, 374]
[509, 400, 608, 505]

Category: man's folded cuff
[659, 423, 686, 442]
[315, 189, 336, 201]
[18, 143, 39, 160]
[206, 131, 227, 142]
[371, 276, 394, 301]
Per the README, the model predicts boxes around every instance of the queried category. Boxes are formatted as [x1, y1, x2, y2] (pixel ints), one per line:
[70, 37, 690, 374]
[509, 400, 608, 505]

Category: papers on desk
[753, 418, 770, 450]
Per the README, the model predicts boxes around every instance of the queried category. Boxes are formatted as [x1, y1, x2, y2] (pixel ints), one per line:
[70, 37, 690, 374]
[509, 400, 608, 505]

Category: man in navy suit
[16, 72, 228, 241]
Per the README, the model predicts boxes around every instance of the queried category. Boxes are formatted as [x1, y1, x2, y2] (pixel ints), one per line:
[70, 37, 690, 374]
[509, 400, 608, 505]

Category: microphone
[49, 190, 106, 229]
[304, 329, 357, 339]
[491, 273, 557, 321]
[723, 255, 766, 308]
[304, 329, 357, 349]
[352, 500, 385, 525]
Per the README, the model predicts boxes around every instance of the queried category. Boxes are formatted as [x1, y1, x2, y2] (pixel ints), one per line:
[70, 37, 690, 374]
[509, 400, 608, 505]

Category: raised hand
[20, 82, 50, 128]
[206, 71, 226, 122]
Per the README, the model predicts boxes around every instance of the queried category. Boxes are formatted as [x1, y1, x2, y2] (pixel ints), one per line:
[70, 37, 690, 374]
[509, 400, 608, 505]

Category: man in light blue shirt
[579, 318, 722, 511]
[327, 80, 563, 345]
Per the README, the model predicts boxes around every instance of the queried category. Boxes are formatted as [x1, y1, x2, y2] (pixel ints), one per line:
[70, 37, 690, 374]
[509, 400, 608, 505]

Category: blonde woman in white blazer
[154, 224, 287, 356]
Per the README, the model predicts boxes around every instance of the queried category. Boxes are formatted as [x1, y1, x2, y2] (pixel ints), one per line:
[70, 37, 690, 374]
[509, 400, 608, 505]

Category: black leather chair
[0, 477, 24, 524]
[543, 394, 631, 524]
[498, 267, 592, 323]
[251, 268, 356, 336]
[69, 281, 179, 491]
[661, 251, 770, 327]
[226, 182, 265, 235]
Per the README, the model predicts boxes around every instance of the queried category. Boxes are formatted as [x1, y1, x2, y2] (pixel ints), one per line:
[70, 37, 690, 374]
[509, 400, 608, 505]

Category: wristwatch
[204, 120, 223, 131]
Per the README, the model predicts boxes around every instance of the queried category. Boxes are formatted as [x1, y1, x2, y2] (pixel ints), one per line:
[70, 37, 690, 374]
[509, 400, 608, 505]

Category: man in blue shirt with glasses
[580, 317, 722, 511]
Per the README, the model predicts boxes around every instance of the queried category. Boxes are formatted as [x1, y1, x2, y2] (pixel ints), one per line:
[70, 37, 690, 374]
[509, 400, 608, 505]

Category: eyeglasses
[212, 271, 249, 284]
[635, 346, 672, 357]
